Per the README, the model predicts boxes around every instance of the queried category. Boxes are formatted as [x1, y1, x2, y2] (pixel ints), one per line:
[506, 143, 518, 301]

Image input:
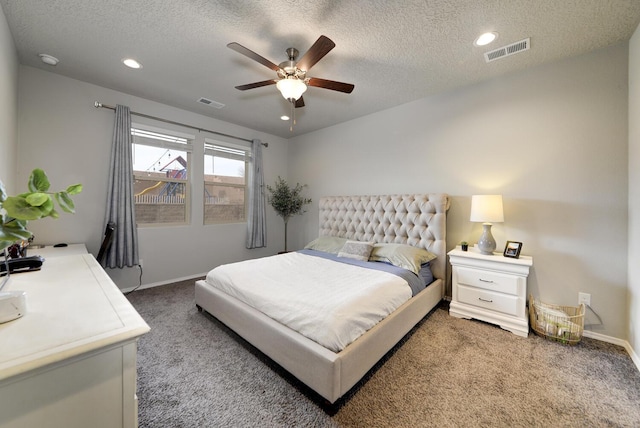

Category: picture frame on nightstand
[504, 241, 523, 258]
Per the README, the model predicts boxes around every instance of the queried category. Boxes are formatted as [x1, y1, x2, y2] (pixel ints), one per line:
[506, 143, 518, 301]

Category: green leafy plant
[0, 168, 83, 249]
[266, 176, 311, 252]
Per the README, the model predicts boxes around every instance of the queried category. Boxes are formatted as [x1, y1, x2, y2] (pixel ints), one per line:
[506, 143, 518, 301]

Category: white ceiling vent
[197, 97, 225, 109]
[484, 38, 530, 63]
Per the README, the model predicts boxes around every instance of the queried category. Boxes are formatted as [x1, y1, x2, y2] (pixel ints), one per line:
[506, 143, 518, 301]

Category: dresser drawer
[456, 266, 521, 295]
[457, 284, 520, 317]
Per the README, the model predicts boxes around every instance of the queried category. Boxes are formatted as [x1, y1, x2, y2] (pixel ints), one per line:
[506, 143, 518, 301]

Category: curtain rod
[94, 102, 268, 147]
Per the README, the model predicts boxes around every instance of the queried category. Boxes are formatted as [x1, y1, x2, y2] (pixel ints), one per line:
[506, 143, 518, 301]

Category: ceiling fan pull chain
[290, 101, 294, 132]
[293, 101, 297, 126]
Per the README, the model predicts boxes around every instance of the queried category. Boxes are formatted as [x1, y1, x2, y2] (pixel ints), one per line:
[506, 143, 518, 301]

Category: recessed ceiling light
[39, 54, 59, 66]
[474, 32, 498, 47]
[122, 58, 142, 69]
[280, 115, 290, 121]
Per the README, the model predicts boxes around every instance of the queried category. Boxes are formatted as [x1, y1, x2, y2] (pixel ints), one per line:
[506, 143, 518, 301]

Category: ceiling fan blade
[227, 42, 280, 72]
[295, 96, 305, 108]
[307, 77, 354, 94]
[234, 79, 277, 91]
[296, 35, 336, 72]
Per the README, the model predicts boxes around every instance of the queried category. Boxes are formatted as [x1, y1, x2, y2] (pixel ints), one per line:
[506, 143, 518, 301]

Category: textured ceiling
[2, 0, 640, 138]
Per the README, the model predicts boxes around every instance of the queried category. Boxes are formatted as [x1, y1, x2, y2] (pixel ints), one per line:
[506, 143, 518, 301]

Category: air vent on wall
[197, 97, 225, 109]
[484, 38, 530, 63]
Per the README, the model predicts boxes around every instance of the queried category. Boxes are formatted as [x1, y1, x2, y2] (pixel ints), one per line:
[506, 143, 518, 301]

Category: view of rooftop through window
[131, 127, 191, 225]
[130, 127, 249, 225]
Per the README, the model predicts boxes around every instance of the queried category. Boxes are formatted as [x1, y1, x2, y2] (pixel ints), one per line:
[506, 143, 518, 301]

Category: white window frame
[131, 123, 194, 226]
[203, 139, 250, 225]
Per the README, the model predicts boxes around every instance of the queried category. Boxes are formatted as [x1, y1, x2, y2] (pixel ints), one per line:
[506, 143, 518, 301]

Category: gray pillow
[338, 240, 374, 261]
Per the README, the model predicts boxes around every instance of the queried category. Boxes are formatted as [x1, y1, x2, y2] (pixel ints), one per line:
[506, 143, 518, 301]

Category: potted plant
[460, 241, 469, 251]
[1, 168, 82, 322]
[1, 168, 82, 252]
[266, 176, 311, 253]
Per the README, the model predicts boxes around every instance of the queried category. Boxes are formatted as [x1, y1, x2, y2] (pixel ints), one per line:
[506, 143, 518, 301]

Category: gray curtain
[245, 139, 267, 248]
[104, 105, 139, 268]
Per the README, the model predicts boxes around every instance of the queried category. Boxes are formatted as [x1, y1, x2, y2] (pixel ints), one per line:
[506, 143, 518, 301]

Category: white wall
[289, 44, 630, 340]
[629, 25, 640, 358]
[0, 4, 18, 192]
[17, 66, 290, 289]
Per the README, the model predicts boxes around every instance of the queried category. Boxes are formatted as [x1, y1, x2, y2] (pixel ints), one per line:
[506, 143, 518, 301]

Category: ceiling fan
[227, 35, 355, 112]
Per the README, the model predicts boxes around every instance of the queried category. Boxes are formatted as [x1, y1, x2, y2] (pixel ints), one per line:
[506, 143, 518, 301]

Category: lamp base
[477, 223, 497, 255]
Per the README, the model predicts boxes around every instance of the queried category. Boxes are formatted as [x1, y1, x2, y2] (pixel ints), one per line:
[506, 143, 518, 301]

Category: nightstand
[448, 247, 533, 337]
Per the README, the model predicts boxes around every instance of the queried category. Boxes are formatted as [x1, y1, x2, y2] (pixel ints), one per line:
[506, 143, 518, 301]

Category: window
[204, 140, 249, 224]
[131, 127, 192, 225]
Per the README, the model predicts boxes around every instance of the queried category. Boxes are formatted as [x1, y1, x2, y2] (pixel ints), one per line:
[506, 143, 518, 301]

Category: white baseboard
[628, 344, 640, 373]
[583, 330, 640, 373]
[121, 272, 208, 294]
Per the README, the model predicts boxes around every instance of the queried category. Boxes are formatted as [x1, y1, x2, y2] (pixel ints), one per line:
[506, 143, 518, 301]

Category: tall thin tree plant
[266, 176, 311, 252]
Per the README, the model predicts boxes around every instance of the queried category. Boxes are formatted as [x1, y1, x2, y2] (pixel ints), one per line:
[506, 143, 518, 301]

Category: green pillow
[369, 243, 437, 274]
[304, 236, 348, 254]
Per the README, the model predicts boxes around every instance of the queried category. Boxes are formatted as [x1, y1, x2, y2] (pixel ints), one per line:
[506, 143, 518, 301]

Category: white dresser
[0, 245, 150, 428]
[448, 247, 533, 337]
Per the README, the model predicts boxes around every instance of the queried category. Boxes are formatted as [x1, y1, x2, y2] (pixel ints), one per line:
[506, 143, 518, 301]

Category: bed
[195, 193, 449, 403]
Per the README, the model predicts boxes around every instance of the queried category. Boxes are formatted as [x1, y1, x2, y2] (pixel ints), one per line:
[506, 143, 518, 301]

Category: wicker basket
[529, 295, 585, 345]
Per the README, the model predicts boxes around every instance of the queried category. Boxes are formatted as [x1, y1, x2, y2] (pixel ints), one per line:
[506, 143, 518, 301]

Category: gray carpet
[127, 279, 640, 427]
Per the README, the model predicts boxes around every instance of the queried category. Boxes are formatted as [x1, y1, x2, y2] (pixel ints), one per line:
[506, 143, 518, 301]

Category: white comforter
[205, 251, 412, 352]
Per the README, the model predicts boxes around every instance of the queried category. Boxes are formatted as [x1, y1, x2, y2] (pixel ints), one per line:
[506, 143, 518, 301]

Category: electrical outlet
[578, 292, 591, 306]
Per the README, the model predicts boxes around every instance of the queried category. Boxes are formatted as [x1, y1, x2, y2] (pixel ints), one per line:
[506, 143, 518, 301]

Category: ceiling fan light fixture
[276, 77, 307, 101]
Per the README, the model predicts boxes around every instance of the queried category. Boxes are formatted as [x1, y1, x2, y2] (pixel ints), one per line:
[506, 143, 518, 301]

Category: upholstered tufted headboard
[318, 194, 450, 282]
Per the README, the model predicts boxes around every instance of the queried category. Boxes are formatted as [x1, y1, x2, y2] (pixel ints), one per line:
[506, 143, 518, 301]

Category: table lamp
[470, 195, 504, 255]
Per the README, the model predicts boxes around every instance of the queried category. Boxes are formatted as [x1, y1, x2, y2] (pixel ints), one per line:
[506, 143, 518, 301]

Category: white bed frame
[195, 194, 449, 403]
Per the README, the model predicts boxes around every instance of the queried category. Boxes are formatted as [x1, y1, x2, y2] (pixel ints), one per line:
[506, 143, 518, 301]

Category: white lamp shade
[470, 195, 504, 223]
[276, 78, 307, 101]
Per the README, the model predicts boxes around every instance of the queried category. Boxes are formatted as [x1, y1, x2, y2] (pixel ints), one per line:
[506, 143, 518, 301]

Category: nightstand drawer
[457, 284, 520, 316]
[456, 266, 520, 295]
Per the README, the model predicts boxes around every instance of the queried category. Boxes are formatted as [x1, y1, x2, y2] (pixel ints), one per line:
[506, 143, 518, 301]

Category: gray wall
[629, 25, 640, 360]
[289, 44, 630, 341]
[16, 66, 290, 289]
[0, 4, 17, 192]
[4, 6, 636, 347]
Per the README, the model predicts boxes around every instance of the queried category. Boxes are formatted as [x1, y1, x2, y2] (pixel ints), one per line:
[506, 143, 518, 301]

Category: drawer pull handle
[479, 278, 494, 283]
[478, 297, 493, 303]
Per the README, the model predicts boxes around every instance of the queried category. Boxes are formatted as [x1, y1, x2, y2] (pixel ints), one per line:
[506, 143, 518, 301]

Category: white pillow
[304, 236, 348, 254]
[338, 240, 374, 261]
